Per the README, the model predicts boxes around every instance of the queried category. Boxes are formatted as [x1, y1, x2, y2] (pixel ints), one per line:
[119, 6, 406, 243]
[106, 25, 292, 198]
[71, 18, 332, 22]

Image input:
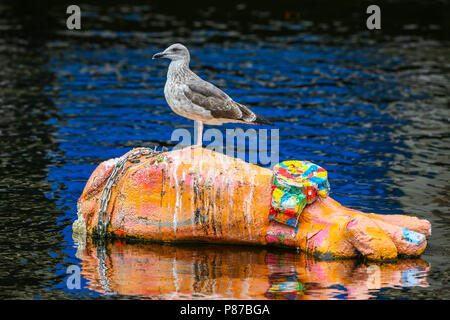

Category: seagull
[152, 43, 272, 147]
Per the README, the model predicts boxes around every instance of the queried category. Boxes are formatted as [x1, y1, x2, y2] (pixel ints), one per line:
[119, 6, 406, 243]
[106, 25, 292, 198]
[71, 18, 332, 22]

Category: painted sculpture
[73, 147, 431, 261]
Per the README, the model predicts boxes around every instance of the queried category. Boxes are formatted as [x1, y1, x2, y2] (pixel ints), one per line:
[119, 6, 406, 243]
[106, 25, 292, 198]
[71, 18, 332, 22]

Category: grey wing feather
[183, 79, 252, 121]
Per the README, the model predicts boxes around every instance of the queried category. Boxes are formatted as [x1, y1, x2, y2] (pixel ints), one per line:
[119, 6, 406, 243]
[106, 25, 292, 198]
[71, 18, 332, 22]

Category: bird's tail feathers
[237, 102, 274, 126]
[253, 114, 274, 126]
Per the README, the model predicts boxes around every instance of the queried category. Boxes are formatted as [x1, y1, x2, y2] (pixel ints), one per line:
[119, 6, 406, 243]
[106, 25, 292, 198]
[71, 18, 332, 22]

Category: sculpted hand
[267, 196, 431, 260]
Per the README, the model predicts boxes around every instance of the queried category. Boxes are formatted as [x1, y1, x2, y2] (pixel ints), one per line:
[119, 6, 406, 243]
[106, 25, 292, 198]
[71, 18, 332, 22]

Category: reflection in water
[76, 238, 429, 300]
[0, 2, 69, 299]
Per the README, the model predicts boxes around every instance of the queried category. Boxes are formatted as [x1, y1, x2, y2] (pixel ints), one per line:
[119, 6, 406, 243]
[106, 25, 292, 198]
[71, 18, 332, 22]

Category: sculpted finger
[370, 218, 427, 257]
[345, 215, 398, 260]
[333, 197, 431, 237]
[367, 213, 431, 237]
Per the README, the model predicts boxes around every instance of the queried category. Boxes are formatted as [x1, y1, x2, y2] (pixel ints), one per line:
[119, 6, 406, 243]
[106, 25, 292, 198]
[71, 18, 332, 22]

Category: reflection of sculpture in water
[265, 252, 305, 300]
[74, 238, 430, 300]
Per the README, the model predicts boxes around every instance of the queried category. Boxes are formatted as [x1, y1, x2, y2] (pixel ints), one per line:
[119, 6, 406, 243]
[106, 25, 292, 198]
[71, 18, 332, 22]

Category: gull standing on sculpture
[153, 43, 272, 146]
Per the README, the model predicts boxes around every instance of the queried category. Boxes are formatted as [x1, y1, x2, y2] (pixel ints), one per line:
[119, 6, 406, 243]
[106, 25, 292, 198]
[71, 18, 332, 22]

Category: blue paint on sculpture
[402, 228, 425, 245]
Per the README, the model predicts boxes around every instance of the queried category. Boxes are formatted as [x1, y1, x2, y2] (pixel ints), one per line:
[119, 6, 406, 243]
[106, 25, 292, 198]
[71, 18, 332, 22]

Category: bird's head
[152, 43, 190, 62]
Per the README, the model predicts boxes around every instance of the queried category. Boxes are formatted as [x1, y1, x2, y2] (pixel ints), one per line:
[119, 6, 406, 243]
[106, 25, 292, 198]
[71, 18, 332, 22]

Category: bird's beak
[152, 52, 166, 59]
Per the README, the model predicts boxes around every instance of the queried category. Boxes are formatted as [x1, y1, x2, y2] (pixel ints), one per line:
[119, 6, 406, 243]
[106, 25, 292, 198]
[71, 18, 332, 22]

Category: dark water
[0, 1, 448, 299]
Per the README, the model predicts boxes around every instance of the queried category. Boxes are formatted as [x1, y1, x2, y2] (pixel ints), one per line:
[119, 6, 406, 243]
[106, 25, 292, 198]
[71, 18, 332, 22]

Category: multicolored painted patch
[268, 160, 330, 228]
[266, 223, 298, 246]
[266, 277, 305, 299]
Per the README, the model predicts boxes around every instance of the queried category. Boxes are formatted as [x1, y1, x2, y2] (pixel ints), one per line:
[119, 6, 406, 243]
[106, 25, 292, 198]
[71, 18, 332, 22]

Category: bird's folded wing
[183, 79, 245, 120]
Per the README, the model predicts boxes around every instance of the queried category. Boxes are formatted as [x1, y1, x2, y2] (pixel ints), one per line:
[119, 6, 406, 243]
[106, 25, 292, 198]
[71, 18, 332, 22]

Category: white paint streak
[246, 173, 255, 241]
[190, 172, 196, 235]
[172, 258, 179, 293]
[171, 156, 180, 234]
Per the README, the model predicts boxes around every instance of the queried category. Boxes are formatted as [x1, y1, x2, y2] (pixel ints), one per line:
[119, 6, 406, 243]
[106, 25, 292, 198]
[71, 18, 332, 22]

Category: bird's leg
[194, 121, 203, 147]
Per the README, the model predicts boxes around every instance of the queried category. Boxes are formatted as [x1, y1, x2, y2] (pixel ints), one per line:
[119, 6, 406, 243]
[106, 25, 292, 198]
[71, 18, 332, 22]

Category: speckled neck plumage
[167, 59, 196, 83]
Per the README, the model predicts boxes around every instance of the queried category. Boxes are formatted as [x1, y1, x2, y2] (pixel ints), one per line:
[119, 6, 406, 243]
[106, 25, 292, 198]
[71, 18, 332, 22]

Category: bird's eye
[172, 48, 180, 52]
